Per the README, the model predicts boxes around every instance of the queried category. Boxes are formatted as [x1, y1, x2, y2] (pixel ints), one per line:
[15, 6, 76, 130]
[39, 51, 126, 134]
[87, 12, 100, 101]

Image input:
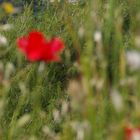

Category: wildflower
[2, 2, 15, 14]
[71, 121, 90, 140]
[0, 24, 13, 31]
[126, 51, 140, 71]
[53, 109, 61, 122]
[19, 82, 28, 94]
[110, 89, 123, 112]
[17, 114, 31, 127]
[17, 31, 65, 62]
[38, 62, 45, 73]
[93, 31, 102, 42]
[42, 125, 51, 135]
[0, 34, 7, 46]
[68, 0, 78, 4]
[42, 125, 56, 139]
[125, 127, 140, 140]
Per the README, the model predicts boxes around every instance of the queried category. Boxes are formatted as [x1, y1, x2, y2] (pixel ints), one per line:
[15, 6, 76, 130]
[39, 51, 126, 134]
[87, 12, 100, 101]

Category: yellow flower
[2, 2, 15, 14]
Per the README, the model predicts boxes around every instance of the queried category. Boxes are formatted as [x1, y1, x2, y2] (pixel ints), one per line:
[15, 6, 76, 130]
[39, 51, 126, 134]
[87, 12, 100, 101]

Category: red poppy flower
[125, 127, 140, 140]
[17, 31, 65, 62]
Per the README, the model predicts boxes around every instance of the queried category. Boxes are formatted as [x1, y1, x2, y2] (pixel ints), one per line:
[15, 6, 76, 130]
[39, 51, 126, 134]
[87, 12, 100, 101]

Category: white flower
[53, 109, 61, 122]
[93, 31, 102, 42]
[42, 125, 55, 138]
[77, 128, 84, 140]
[17, 114, 31, 127]
[68, 0, 78, 4]
[0, 24, 13, 31]
[19, 82, 28, 94]
[42, 125, 51, 135]
[0, 34, 7, 46]
[110, 89, 123, 112]
[126, 51, 140, 71]
[38, 62, 45, 73]
[71, 121, 90, 140]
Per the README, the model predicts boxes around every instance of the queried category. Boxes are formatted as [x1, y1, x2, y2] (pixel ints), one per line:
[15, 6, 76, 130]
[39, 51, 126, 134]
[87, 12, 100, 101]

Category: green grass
[0, 0, 140, 139]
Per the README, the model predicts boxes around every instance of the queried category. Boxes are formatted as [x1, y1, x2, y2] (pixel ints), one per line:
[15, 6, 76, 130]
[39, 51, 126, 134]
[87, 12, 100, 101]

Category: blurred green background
[0, 0, 140, 140]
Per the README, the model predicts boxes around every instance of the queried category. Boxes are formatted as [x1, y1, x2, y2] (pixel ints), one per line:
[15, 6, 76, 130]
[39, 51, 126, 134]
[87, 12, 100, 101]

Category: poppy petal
[17, 31, 65, 62]
[17, 37, 28, 53]
[50, 38, 65, 53]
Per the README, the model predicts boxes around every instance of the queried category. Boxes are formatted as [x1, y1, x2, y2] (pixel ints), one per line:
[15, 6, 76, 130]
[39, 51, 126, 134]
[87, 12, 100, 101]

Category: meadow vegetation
[0, 0, 140, 140]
